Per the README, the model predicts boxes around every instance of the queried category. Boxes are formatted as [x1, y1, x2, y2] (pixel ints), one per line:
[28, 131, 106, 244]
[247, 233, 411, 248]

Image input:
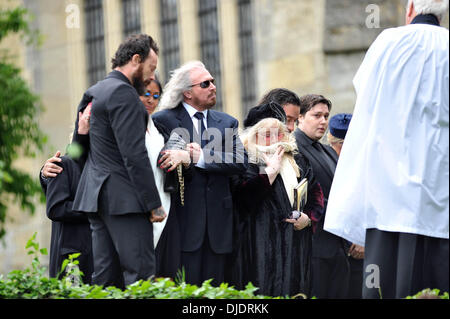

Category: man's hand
[187, 143, 202, 164]
[41, 151, 62, 178]
[78, 102, 92, 135]
[348, 243, 365, 259]
[149, 206, 167, 223]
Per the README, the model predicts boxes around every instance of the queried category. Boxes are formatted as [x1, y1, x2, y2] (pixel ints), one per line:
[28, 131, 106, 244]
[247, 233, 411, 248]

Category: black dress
[228, 153, 324, 297]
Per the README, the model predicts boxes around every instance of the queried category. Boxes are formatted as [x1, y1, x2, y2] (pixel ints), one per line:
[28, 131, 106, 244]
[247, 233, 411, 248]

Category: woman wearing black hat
[227, 104, 324, 297]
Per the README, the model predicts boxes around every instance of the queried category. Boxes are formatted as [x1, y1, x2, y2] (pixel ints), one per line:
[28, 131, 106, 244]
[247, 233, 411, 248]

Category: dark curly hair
[258, 88, 301, 108]
[111, 34, 159, 69]
[298, 94, 332, 115]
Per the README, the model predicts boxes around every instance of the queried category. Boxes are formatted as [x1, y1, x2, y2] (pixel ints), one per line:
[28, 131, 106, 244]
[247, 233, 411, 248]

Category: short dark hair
[138, 76, 164, 96]
[298, 94, 332, 115]
[111, 34, 159, 69]
[258, 88, 301, 108]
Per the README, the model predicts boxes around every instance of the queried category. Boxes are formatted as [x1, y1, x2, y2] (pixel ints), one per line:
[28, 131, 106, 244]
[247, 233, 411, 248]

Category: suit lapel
[175, 104, 195, 143]
[206, 110, 222, 129]
[323, 145, 338, 164]
[296, 129, 335, 180]
[306, 145, 335, 180]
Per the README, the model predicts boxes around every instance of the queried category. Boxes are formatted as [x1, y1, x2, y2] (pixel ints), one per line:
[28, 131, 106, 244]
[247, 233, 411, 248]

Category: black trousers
[87, 211, 155, 289]
[347, 257, 364, 299]
[181, 233, 226, 286]
[363, 228, 449, 299]
[311, 255, 350, 299]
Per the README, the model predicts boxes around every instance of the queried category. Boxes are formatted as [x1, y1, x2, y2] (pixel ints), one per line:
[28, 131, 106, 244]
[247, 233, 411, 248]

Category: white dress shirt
[182, 102, 208, 168]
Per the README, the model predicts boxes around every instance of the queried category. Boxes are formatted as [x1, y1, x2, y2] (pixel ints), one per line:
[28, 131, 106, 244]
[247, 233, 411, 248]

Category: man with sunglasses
[152, 60, 248, 286]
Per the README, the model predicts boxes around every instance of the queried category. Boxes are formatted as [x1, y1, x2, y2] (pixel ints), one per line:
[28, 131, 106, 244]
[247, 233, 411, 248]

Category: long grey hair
[158, 60, 206, 110]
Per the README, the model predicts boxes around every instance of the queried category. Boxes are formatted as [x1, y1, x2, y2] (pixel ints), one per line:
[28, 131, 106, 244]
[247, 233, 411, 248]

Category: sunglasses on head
[190, 78, 215, 89]
[144, 92, 160, 99]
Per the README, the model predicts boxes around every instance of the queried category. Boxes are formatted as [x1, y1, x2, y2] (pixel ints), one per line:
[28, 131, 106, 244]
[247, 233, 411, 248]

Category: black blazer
[72, 71, 161, 215]
[44, 156, 93, 282]
[294, 128, 338, 199]
[152, 104, 248, 254]
[294, 128, 347, 258]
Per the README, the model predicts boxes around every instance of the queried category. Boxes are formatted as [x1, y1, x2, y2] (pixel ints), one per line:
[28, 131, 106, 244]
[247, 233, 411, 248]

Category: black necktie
[194, 112, 206, 148]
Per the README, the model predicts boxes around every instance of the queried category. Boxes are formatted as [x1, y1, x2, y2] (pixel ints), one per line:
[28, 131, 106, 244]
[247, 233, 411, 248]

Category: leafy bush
[406, 289, 449, 299]
[1, 233, 447, 299]
[0, 233, 278, 299]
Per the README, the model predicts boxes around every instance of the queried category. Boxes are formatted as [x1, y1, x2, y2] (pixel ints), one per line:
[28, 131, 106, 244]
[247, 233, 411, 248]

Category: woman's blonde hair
[241, 117, 300, 177]
[241, 118, 294, 150]
[327, 131, 344, 146]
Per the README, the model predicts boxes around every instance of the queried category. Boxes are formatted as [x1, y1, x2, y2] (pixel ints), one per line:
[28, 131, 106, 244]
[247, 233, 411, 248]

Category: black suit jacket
[44, 156, 93, 282]
[294, 128, 348, 258]
[294, 128, 338, 199]
[72, 70, 161, 215]
[152, 104, 248, 254]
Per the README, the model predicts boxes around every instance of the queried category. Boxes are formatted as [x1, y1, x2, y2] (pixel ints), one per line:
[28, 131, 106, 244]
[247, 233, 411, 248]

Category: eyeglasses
[144, 92, 160, 99]
[190, 79, 215, 89]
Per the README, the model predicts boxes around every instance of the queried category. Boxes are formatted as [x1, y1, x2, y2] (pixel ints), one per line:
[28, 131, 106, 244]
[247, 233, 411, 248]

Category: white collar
[182, 102, 208, 120]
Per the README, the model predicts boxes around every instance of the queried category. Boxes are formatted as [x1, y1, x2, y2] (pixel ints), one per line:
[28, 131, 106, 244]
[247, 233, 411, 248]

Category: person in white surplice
[324, 0, 449, 299]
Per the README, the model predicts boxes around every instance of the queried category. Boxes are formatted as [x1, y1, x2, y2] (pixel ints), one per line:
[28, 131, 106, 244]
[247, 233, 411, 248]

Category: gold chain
[177, 165, 184, 206]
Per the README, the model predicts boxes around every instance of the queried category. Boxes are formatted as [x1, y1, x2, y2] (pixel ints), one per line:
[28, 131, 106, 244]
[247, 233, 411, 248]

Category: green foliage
[0, 5, 47, 239]
[406, 288, 449, 299]
[66, 142, 83, 160]
[3, 234, 447, 300]
[0, 6, 40, 45]
[0, 233, 280, 299]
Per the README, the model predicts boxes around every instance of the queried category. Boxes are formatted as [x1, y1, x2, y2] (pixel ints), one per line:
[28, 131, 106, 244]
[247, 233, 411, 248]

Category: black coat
[229, 153, 323, 297]
[152, 104, 248, 254]
[72, 70, 161, 215]
[294, 128, 349, 258]
[44, 156, 93, 283]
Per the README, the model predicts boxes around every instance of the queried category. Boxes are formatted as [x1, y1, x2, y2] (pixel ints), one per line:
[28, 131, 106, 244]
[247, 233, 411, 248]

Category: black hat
[243, 102, 287, 128]
[329, 113, 352, 139]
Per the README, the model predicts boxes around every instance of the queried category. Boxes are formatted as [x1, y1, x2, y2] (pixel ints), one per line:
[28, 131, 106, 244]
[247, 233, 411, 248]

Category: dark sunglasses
[190, 78, 215, 89]
[144, 92, 160, 99]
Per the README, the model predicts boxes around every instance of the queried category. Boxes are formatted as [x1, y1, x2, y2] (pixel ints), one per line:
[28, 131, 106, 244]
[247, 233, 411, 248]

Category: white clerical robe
[324, 23, 449, 246]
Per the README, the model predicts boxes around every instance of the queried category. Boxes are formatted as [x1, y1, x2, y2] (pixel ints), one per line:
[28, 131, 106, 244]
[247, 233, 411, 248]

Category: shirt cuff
[196, 149, 206, 168]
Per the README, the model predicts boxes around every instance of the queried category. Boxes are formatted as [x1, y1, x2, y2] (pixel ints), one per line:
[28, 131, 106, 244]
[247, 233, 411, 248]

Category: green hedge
[0, 233, 279, 299]
[0, 233, 447, 299]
